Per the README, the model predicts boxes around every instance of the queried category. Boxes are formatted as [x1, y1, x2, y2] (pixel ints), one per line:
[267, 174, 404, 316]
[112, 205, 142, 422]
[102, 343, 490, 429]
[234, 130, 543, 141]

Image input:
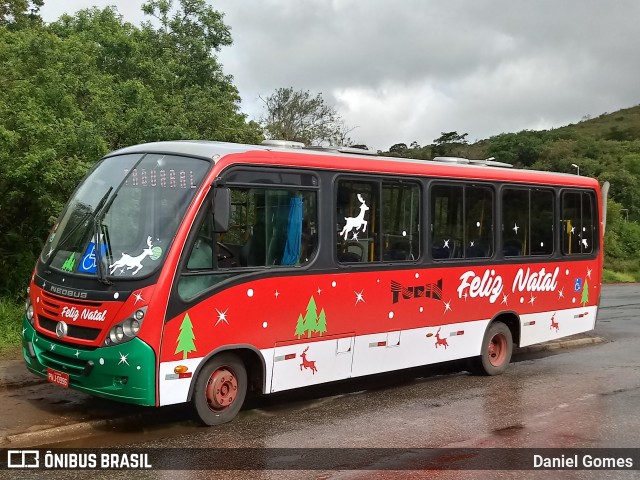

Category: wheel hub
[205, 367, 238, 411]
[488, 333, 507, 367]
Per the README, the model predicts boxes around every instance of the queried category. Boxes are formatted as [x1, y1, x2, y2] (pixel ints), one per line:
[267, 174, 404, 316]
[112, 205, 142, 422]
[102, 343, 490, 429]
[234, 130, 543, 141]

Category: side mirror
[213, 187, 231, 233]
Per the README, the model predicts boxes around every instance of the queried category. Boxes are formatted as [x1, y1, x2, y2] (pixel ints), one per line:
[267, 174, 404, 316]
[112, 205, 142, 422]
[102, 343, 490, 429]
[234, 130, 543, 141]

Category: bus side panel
[270, 335, 354, 393]
[519, 306, 598, 347]
[350, 319, 489, 377]
[157, 259, 600, 404]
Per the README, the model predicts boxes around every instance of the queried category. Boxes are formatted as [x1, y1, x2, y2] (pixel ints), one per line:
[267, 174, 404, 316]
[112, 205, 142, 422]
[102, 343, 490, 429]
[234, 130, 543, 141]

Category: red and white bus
[22, 140, 603, 425]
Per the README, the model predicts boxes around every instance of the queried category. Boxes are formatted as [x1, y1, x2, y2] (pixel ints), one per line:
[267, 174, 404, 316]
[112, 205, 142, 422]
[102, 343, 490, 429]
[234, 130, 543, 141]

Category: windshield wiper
[94, 191, 118, 285]
[44, 187, 114, 272]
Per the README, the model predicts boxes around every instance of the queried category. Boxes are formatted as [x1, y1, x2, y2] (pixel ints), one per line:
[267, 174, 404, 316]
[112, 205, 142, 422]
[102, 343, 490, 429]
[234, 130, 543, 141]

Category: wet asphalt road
[5, 284, 640, 479]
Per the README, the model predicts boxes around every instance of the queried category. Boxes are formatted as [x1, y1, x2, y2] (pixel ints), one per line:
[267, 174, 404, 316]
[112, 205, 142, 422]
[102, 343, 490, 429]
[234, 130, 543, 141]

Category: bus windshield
[40, 153, 211, 279]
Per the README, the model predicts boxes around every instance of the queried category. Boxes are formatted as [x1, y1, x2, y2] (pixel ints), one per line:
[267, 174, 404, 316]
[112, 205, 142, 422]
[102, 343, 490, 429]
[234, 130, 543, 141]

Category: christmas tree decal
[294, 296, 328, 338]
[62, 253, 76, 272]
[581, 279, 589, 306]
[303, 296, 318, 338]
[294, 314, 306, 338]
[175, 312, 197, 359]
[317, 309, 327, 337]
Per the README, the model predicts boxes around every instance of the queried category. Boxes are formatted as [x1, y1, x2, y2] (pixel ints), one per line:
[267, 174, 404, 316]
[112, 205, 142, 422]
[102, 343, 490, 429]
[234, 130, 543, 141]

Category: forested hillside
[383, 106, 640, 281]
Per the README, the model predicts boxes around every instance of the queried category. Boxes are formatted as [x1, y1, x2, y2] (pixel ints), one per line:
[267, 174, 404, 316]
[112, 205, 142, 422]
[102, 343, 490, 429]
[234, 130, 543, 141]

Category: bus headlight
[123, 318, 141, 337]
[110, 325, 125, 343]
[25, 298, 34, 326]
[104, 307, 146, 346]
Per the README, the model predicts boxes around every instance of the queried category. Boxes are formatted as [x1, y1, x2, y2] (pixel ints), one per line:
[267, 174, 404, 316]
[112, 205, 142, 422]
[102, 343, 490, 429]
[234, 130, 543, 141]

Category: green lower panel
[22, 318, 156, 406]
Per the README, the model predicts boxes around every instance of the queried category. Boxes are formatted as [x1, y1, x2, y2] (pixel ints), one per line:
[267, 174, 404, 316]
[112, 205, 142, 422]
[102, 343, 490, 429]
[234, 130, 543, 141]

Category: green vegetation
[384, 107, 640, 281]
[0, 299, 23, 355]
[0, 0, 262, 301]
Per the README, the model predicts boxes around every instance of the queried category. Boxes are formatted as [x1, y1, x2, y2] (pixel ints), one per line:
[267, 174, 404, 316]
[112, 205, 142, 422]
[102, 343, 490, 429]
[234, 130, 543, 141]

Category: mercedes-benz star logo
[55, 321, 68, 339]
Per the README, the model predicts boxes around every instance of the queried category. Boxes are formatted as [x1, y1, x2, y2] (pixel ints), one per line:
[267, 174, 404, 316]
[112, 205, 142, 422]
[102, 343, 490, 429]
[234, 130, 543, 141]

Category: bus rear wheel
[192, 353, 247, 425]
[467, 322, 513, 376]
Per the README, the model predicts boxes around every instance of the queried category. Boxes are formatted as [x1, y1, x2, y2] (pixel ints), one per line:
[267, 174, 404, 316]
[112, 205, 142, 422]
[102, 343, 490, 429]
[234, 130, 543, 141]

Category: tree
[260, 87, 354, 146]
[0, 3, 262, 297]
[0, 0, 43, 29]
[432, 131, 469, 157]
[175, 313, 197, 359]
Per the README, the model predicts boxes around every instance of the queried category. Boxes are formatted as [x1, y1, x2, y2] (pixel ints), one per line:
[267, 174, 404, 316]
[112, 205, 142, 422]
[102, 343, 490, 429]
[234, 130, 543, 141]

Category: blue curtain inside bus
[281, 197, 303, 265]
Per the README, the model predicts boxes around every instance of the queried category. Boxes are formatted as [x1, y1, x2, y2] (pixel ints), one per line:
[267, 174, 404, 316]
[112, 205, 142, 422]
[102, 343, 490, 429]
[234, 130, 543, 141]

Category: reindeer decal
[299, 347, 317, 374]
[434, 328, 449, 349]
[109, 236, 156, 275]
[550, 313, 559, 332]
[340, 194, 369, 240]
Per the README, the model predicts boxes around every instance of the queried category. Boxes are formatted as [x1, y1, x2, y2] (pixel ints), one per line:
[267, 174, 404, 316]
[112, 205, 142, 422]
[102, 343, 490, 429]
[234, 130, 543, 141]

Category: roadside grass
[603, 269, 637, 283]
[0, 298, 23, 355]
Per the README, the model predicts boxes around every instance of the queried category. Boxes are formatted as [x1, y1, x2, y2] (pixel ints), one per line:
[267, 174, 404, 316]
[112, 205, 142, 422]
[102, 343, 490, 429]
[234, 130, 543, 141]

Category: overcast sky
[40, 0, 640, 151]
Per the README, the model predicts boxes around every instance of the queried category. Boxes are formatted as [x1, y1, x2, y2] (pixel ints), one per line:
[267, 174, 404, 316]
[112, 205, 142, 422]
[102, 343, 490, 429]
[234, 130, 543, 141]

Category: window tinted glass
[336, 180, 379, 262]
[562, 191, 594, 255]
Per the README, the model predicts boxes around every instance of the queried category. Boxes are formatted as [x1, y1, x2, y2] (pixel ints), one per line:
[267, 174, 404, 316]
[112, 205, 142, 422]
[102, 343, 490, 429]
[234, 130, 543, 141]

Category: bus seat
[466, 242, 488, 258]
[431, 238, 456, 259]
[240, 222, 266, 267]
[502, 239, 522, 256]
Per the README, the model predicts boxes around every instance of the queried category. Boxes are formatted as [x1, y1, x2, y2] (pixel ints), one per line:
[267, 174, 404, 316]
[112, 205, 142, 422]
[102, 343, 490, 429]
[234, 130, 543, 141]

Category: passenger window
[562, 191, 594, 255]
[431, 184, 494, 260]
[465, 186, 493, 258]
[502, 188, 554, 257]
[223, 188, 317, 267]
[382, 182, 421, 261]
[336, 180, 379, 262]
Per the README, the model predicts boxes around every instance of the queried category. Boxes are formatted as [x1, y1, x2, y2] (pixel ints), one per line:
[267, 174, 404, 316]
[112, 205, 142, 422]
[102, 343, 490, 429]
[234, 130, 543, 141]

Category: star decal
[22, 327, 26, 337]
[47, 248, 53, 258]
[558, 288, 564, 299]
[133, 291, 144, 305]
[513, 223, 520, 234]
[443, 239, 450, 249]
[470, 241, 475, 247]
[586, 268, 592, 279]
[443, 300, 452, 314]
[215, 308, 229, 326]
[501, 294, 509, 306]
[528, 294, 536, 305]
[571, 226, 576, 234]
[355, 290, 365, 305]
[352, 232, 359, 241]
[74, 350, 80, 358]
[317, 287, 322, 296]
[118, 352, 129, 366]
[50, 344, 56, 351]
[274, 290, 280, 299]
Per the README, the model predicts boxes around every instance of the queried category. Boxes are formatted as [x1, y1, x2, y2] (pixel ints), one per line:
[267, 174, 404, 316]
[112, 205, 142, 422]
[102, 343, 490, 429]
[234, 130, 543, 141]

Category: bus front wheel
[192, 353, 247, 426]
[468, 322, 513, 376]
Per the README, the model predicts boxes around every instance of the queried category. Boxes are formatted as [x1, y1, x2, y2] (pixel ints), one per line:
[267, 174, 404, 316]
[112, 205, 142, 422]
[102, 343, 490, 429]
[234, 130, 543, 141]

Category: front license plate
[47, 368, 69, 388]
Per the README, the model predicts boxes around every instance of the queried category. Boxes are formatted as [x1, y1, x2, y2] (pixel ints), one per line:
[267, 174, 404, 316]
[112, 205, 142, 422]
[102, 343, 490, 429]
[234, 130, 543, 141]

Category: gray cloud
[41, 0, 640, 151]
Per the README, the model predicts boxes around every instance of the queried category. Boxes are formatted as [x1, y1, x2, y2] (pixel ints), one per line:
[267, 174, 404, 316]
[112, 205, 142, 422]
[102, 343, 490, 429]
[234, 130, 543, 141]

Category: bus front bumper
[22, 318, 156, 406]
